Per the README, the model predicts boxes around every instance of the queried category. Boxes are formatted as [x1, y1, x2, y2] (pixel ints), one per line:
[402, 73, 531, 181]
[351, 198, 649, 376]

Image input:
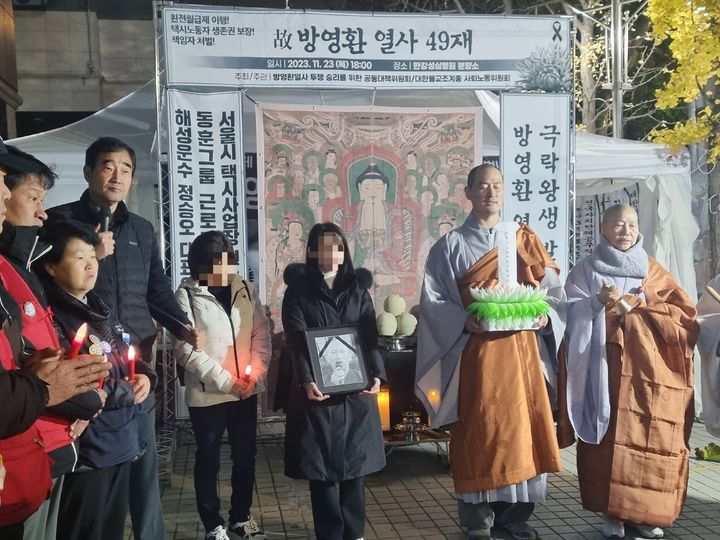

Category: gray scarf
[591, 233, 648, 278]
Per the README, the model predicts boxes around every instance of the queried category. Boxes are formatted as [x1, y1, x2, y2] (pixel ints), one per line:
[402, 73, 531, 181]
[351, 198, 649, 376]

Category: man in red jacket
[0, 138, 111, 540]
[1, 145, 108, 540]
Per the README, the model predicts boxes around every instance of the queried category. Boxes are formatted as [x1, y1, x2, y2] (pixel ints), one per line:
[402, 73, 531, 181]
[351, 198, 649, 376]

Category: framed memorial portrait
[305, 326, 370, 395]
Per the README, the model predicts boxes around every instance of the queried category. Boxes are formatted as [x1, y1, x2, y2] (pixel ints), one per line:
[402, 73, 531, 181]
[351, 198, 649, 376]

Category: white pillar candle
[427, 389, 441, 427]
[377, 389, 391, 431]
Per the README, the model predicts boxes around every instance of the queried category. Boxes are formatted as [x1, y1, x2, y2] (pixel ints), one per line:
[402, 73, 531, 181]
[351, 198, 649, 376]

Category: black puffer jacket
[281, 264, 386, 481]
[46, 190, 189, 361]
[0, 224, 50, 312]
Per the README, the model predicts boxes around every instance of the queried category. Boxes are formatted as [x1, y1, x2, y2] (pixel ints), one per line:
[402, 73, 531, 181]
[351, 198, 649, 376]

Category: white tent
[8, 81, 698, 300]
[8, 82, 161, 224]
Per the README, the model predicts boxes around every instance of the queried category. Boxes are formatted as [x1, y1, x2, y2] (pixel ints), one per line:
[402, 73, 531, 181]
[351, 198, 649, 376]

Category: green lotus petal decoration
[466, 285, 550, 329]
[467, 299, 549, 320]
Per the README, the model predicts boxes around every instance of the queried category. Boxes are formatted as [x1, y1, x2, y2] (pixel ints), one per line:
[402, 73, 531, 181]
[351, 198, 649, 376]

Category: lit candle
[428, 389, 441, 410]
[377, 388, 391, 431]
[98, 355, 106, 389]
[427, 389, 441, 427]
[243, 365, 252, 383]
[127, 345, 136, 382]
[67, 323, 88, 359]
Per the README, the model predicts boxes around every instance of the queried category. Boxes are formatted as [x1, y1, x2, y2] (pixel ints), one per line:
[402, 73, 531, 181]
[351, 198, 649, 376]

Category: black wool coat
[281, 264, 386, 481]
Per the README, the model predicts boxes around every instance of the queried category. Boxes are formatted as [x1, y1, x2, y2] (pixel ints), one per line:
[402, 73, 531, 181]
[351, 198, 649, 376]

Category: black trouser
[492, 501, 535, 526]
[309, 477, 365, 540]
[188, 396, 258, 533]
[57, 461, 131, 540]
[0, 521, 24, 540]
[129, 392, 167, 540]
[458, 499, 535, 530]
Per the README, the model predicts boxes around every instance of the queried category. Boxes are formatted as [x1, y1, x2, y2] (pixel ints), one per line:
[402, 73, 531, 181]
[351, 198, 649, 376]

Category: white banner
[166, 89, 247, 289]
[163, 8, 571, 90]
[500, 93, 572, 278]
[575, 184, 641, 262]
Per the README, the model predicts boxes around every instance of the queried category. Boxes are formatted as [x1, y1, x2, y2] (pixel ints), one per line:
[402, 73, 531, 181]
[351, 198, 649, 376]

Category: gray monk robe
[564, 235, 697, 526]
[415, 217, 564, 502]
[695, 274, 720, 437]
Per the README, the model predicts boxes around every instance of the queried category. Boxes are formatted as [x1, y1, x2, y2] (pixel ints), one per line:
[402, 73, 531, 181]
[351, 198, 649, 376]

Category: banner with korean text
[500, 93, 572, 277]
[163, 8, 571, 91]
[166, 89, 247, 289]
[575, 184, 641, 263]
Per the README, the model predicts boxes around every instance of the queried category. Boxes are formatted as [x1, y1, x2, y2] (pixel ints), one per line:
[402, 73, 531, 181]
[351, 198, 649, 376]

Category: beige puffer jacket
[172, 275, 271, 408]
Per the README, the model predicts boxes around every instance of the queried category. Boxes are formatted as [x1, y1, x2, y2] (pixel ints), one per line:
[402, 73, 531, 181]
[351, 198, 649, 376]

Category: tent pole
[611, 0, 624, 138]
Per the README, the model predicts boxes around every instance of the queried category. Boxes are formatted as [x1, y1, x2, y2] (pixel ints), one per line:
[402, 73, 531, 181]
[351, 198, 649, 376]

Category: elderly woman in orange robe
[564, 204, 697, 539]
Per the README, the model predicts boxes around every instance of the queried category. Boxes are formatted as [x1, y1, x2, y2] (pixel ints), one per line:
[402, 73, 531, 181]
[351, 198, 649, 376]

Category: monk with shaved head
[563, 203, 697, 539]
[416, 164, 563, 540]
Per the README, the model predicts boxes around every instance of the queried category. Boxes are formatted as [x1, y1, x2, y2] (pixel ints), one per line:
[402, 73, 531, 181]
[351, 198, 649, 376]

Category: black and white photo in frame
[305, 326, 370, 394]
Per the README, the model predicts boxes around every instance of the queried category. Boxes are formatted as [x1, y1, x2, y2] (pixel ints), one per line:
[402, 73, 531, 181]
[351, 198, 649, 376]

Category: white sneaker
[228, 516, 266, 539]
[602, 516, 625, 538]
[630, 524, 664, 538]
[206, 525, 231, 540]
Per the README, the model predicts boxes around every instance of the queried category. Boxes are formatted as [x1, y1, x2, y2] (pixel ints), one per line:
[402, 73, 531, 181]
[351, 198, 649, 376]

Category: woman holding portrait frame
[281, 222, 386, 540]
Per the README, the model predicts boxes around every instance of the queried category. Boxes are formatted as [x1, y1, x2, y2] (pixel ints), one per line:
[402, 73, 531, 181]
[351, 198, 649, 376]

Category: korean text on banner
[500, 93, 572, 278]
[166, 89, 247, 289]
[162, 8, 571, 90]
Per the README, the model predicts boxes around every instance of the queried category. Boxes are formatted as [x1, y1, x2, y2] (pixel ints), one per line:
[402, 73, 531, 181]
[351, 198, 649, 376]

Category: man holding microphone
[47, 137, 201, 540]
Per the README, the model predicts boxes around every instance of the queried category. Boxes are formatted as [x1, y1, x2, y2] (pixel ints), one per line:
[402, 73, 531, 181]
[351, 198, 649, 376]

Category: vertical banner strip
[166, 89, 247, 289]
[500, 93, 572, 278]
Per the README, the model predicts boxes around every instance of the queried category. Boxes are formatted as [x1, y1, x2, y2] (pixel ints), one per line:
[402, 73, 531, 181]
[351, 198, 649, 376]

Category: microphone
[99, 206, 111, 232]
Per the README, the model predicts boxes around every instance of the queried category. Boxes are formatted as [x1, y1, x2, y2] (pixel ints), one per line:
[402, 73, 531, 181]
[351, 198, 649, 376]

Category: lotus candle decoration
[465, 221, 551, 331]
[466, 284, 550, 331]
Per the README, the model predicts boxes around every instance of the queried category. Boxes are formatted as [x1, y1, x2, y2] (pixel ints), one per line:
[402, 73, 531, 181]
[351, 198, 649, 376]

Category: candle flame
[245, 365, 252, 376]
[73, 323, 88, 343]
[128, 345, 135, 361]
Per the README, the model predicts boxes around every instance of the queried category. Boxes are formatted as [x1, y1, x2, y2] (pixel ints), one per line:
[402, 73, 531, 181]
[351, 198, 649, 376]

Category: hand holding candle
[67, 323, 88, 359]
[231, 366, 254, 398]
[127, 345, 136, 382]
[131, 374, 150, 404]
